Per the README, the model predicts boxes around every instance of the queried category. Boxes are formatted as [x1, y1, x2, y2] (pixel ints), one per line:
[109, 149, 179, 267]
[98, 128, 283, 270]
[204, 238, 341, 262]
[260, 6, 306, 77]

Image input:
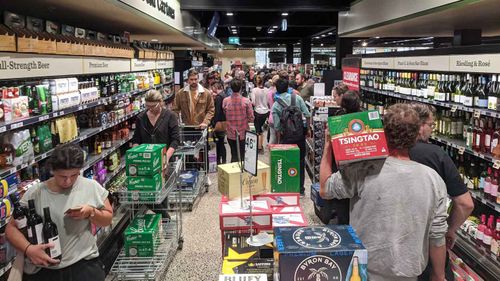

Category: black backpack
[277, 93, 304, 143]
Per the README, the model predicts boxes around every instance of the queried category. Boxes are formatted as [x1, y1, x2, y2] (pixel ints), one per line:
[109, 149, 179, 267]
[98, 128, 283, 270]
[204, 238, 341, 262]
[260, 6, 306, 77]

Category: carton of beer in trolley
[328, 110, 388, 166]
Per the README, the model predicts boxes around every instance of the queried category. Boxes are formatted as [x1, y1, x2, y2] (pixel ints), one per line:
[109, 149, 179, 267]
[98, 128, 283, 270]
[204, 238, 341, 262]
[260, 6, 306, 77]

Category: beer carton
[269, 145, 300, 193]
[223, 232, 274, 260]
[124, 214, 162, 257]
[271, 206, 303, 214]
[218, 274, 268, 281]
[127, 173, 164, 201]
[222, 259, 274, 281]
[272, 213, 307, 228]
[126, 144, 166, 176]
[274, 225, 368, 281]
[219, 200, 272, 230]
[218, 161, 270, 200]
[253, 193, 299, 207]
[328, 110, 388, 166]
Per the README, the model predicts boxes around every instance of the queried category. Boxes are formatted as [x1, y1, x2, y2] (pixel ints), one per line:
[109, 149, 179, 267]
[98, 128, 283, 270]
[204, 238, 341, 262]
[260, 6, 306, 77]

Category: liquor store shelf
[0, 81, 171, 134]
[0, 109, 144, 180]
[429, 135, 498, 163]
[102, 160, 126, 188]
[470, 190, 500, 213]
[360, 86, 500, 118]
[97, 206, 130, 252]
[455, 231, 500, 281]
[81, 133, 134, 172]
[0, 260, 14, 278]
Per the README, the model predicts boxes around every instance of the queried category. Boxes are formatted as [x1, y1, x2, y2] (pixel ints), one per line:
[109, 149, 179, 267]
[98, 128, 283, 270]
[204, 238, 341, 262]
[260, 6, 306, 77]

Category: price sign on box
[244, 131, 258, 176]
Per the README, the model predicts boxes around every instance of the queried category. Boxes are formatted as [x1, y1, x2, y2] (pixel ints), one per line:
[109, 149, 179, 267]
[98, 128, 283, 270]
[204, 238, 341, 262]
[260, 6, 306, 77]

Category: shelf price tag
[493, 160, 500, 170]
[0, 127, 6, 133]
[11, 122, 23, 129]
[38, 115, 49, 122]
[458, 146, 465, 155]
[473, 109, 481, 118]
[450, 105, 458, 113]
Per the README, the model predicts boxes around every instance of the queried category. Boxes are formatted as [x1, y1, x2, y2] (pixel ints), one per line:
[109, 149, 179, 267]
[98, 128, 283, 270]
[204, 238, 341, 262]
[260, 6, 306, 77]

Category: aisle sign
[394, 56, 449, 72]
[0, 52, 82, 79]
[361, 57, 394, 69]
[155, 60, 174, 69]
[449, 54, 500, 73]
[131, 59, 156, 71]
[342, 67, 360, 91]
[244, 131, 258, 176]
[83, 57, 130, 74]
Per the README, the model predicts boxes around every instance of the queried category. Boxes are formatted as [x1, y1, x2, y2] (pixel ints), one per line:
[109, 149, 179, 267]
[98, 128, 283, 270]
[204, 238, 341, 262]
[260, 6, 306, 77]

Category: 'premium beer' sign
[83, 57, 130, 74]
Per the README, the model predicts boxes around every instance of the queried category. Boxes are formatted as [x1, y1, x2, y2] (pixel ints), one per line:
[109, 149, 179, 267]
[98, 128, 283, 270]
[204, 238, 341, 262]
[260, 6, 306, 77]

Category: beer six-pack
[328, 110, 389, 166]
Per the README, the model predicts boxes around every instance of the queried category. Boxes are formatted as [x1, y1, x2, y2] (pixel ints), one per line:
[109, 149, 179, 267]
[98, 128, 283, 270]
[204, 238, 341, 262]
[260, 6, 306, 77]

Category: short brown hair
[383, 104, 420, 150]
[409, 103, 436, 124]
[144, 90, 163, 102]
[332, 84, 349, 96]
[188, 69, 198, 78]
[255, 75, 264, 86]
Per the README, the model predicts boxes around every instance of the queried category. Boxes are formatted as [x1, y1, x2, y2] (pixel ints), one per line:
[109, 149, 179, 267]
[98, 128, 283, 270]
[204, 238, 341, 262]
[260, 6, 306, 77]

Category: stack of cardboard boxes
[126, 144, 167, 202]
[124, 213, 163, 257]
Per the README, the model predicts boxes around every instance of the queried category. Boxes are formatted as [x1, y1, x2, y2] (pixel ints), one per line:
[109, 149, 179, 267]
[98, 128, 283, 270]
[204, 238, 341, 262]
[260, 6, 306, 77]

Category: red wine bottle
[9, 194, 28, 239]
[27, 199, 43, 245]
[42, 207, 62, 260]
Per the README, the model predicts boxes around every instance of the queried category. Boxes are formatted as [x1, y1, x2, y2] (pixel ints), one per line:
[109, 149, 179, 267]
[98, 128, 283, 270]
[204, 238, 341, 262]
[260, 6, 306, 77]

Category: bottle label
[479, 177, 485, 190]
[454, 94, 462, 104]
[476, 135, 481, 147]
[488, 96, 498, 110]
[484, 234, 492, 245]
[485, 135, 492, 147]
[492, 184, 498, 196]
[35, 223, 43, 245]
[460, 95, 466, 104]
[478, 98, 488, 108]
[463, 96, 473, 107]
[15, 217, 27, 229]
[476, 230, 484, 241]
[491, 239, 499, 256]
[492, 139, 499, 153]
[48, 236, 62, 258]
[485, 182, 491, 194]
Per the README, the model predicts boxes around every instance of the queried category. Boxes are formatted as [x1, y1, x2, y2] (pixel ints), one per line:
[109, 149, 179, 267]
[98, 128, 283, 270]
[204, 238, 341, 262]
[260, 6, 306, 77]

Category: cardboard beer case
[219, 200, 272, 231]
[218, 161, 270, 200]
[271, 206, 303, 214]
[274, 225, 368, 281]
[223, 232, 274, 260]
[222, 259, 274, 281]
[219, 274, 268, 281]
[253, 193, 299, 207]
[328, 110, 389, 166]
[126, 144, 166, 176]
[124, 214, 162, 257]
[127, 173, 164, 201]
[269, 145, 300, 193]
[272, 213, 307, 228]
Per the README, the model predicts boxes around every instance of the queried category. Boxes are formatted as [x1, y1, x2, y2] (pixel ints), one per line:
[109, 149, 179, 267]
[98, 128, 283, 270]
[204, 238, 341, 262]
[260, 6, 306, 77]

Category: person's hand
[26, 243, 60, 267]
[324, 127, 331, 147]
[445, 230, 456, 250]
[199, 123, 208, 129]
[430, 272, 446, 281]
[66, 205, 94, 220]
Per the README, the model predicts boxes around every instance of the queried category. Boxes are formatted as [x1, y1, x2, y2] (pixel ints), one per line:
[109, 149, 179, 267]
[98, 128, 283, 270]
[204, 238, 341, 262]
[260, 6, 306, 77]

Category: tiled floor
[162, 136, 322, 280]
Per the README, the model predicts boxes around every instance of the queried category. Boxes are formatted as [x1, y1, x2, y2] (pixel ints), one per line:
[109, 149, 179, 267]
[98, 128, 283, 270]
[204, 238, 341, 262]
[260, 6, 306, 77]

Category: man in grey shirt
[320, 104, 448, 281]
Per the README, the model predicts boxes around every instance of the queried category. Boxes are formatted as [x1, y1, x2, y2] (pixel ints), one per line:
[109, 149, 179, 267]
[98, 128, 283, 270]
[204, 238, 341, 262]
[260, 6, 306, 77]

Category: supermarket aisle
[163, 142, 320, 280]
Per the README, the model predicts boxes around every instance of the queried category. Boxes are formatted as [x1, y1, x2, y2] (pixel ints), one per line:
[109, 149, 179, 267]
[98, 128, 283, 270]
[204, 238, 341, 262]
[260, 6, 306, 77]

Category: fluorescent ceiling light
[321, 43, 324, 46]
[282, 12, 288, 16]
[375, 36, 380, 39]
[314, 36, 319, 39]
[226, 12, 234, 16]
[231, 26, 236, 28]
[273, 26, 278, 29]
[362, 42, 368, 47]
[328, 32, 333, 35]
[321, 34, 326, 37]
[268, 30, 273, 33]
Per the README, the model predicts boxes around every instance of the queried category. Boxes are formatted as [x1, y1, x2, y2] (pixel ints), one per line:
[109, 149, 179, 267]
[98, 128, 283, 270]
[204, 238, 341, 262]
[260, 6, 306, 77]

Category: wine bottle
[483, 215, 494, 248]
[9, 194, 28, 238]
[463, 74, 474, 107]
[476, 75, 488, 108]
[476, 214, 487, 243]
[491, 218, 500, 256]
[488, 75, 497, 110]
[27, 199, 43, 245]
[42, 207, 62, 260]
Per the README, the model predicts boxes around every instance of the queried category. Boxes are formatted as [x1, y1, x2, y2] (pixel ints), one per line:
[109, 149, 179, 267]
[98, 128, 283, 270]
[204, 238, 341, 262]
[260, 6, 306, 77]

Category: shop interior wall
[338, 0, 461, 35]
[219, 49, 256, 75]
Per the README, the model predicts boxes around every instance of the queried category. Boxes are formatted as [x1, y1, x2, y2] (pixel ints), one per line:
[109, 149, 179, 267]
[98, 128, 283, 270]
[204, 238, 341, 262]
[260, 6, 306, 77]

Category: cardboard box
[218, 161, 270, 200]
[126, 144, 166, 176]
[124, 214, 162, 257]
[269, 145, 300, 193]
[3, 96, 29, 122]
[274, 225, 368, 281]
[328, 110, 389, 166]
[310, 183, 325, 207]
[253, 193, 299, 207]
[223, 232, 274, 260]
[222, 259, 274, 280]
[220, 200, 272, 230]
[219, 274, 268, 281]
[272, 213, 307, 228]
[127, 173, 164, 201]
[271, 206, 303, 214]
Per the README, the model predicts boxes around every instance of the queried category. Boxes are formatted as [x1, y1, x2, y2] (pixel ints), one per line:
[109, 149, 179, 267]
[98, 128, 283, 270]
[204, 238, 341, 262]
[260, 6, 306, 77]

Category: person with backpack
[272, 77, 311, 196]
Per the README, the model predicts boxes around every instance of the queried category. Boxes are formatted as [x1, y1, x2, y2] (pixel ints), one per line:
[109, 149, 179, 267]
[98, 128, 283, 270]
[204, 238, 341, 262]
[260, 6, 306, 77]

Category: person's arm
[131, 116, 142, 146]
[247, 99, 255, 123]
[320, 136, 334, 199]
[172, 90, 181, 114]
[202, 91, 215, 128]
[447, 193, 474, 248]
[429, 181, 448, 281]
[429, 243, 447, 281]
[67, 198, 113, 227]
[5, 220, 59, 266]
[168, 112, 180, 151]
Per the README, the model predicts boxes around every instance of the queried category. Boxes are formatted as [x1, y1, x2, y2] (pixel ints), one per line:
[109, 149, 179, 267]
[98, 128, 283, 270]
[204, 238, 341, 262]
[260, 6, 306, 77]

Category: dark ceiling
[182, 0, 355, 48]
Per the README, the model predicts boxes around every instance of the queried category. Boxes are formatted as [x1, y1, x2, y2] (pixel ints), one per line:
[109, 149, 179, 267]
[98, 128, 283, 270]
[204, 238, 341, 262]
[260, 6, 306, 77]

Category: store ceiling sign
[83, 57, 130, 74]
[131, 59, 156, 71]
[0, 52, 82, 79]
[394, 56, 449, 72]
[119, 0, 181, 30]
[361, 57, 394, 69]
[156, 60, 174, 69]
[449, 54, 500, 73]
[228, 37, 240, 45]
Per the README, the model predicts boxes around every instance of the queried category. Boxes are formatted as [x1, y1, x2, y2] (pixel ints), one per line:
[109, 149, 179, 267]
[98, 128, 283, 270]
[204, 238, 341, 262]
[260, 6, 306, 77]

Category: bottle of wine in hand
[27, 199, 43, 245]
[43, 207, 62, 260]
[9, 193, 28, 239]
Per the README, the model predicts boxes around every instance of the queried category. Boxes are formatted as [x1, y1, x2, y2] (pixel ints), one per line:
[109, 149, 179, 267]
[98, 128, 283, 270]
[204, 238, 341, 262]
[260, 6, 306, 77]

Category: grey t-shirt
[21, 176, 108, 273]
[323, 157, 448, 281]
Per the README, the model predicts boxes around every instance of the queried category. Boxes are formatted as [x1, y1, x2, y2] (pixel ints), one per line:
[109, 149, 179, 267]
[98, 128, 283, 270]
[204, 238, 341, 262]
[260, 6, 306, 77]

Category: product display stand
[109, 158, 184, 281]
[169, 125, 208, 211]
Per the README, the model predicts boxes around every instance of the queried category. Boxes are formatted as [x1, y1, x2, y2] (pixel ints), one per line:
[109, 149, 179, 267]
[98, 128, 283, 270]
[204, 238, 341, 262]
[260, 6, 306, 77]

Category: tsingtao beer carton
[269, 145, 300, 193]
[274, 225, 368, 281]
[328, 110, 388, 166]
[218, 161, 270, 200]
[126, 144, 166, 176]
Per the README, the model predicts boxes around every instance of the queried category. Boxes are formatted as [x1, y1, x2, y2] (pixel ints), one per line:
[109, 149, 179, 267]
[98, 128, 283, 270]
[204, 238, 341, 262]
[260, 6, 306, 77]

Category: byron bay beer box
[126, 144, 167, 176]
[219, 200, 272, 230]
[218, 161, 270, 200]
[274, 225, 368, 281]
[253, 193, 299, 207]
[269, 145, 300, 193]
[328, 110, 388, 166]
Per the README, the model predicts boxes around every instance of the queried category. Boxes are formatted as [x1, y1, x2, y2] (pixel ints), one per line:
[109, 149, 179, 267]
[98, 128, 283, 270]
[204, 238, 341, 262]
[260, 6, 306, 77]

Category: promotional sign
[342, 66, 360, 91]
[83, 57, 130, 74]
[244, 131, 258, 176]
[0, 52, 82, 79]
